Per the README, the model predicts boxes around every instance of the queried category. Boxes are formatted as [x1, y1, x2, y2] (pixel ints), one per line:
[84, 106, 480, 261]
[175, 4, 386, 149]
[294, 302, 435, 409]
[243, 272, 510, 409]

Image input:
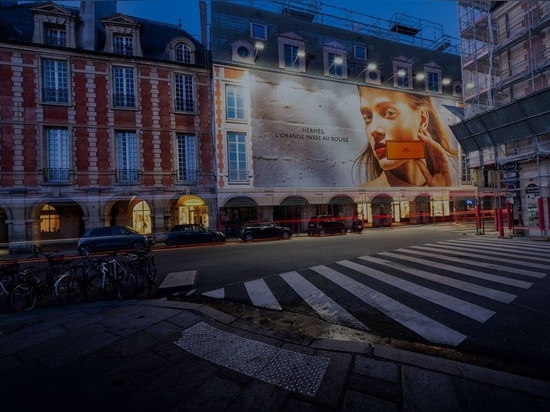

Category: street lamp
[254, 42, 264, 60]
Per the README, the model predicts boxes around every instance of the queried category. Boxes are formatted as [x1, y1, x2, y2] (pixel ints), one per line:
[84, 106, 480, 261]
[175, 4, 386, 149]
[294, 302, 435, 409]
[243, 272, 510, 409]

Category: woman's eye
[362, 113, 372, 123]
[382, 108, 397, 118]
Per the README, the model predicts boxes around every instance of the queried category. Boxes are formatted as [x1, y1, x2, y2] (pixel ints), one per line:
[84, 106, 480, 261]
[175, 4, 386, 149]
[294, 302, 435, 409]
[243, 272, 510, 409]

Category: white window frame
[45, 127, 70, 182]
[278, 34, 305, 72]
[46, 26, 66, 47]
[112, 66, 136, 108]
[174, 73, 195, 113]
[251, 22, 267, 40]
[176, 134, 198, 182]
[323, 42, 347, 79]
[116, 131, 138, 182]
[113, 34, 134, 56]
[425, 66, 443, 94]
[227, 132, 248, 183]
[225, 84, 246, 121]
[175, 42, 192, 64]
[42, 59, 69, 104]
[392, 60, 412, 90]
[354, 44, 367, 60]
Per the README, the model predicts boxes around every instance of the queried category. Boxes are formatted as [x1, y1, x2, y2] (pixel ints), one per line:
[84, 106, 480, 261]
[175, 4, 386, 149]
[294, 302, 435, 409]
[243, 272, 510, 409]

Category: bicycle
[8, 249, 83, 311]
[127, 249, 158, 299]
[84, 252, 136, 302]
[0, 259, 22, 295]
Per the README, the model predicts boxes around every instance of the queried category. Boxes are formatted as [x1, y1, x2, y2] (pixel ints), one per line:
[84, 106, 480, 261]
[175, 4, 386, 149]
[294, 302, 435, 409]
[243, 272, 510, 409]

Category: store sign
[526, 183, 539, 200]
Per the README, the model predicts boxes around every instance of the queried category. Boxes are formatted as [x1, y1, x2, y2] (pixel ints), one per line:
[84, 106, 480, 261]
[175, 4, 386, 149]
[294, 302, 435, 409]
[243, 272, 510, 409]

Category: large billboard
[249, 71, 460, 188]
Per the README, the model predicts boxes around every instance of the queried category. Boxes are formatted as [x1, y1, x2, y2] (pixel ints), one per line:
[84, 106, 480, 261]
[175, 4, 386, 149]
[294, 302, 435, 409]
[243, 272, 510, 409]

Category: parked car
[165, 224, 226, 246]
[307, 215, 347, 236]
[238, 221, 292, 242]
[77, 226, 155, 255]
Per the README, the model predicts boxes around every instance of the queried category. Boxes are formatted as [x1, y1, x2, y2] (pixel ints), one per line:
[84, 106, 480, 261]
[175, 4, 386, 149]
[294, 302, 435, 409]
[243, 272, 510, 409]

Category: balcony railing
[228, 170, 249, 182]
[116, 169, 139, 183]
[43, 88, 68, 103]
[113, 93, 136, 108]
[43, 168, 70, 183]
[174, 98, 194, 112]
[177, 169, 199, 183]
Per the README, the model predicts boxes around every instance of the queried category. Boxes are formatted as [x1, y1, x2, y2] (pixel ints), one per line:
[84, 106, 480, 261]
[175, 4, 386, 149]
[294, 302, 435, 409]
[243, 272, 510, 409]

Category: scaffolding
[457, 1, 550, 235]
[459, 1, 550, 119]
[232, 0, 459, 54]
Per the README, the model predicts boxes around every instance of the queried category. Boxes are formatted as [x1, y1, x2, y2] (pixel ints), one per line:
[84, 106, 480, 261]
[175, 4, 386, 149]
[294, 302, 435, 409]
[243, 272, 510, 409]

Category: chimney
[79, 0, 117, 50]
[200, 1, 207, 48]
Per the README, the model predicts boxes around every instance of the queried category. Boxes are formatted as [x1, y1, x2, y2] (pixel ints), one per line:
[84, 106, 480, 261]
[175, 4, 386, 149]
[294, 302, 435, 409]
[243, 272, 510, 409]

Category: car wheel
[132, 240, 145, 249]
[307, 232, 313, 236]
[244, 233, 254, 242]
[165, 239, 177, 247]
[212, 235, 222, 243]
[319, 228, 326, 237]
[281, 231, 291, 240]
[78, 245, 92, 256]
[340, 228, 347, 235]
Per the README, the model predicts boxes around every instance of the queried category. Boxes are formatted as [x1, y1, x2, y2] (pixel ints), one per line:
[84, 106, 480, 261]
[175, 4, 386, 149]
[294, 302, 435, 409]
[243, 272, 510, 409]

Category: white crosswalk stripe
[439, 239, 550, 262]
[410, 244, 549, 273]
[337, 259, 495, 322]
[191, 237, 549, 347]
[311, 264, 467, 346]
[244, 278, 282, 310]
[423, 242, 550, 267]
[379, 250, 533, 288]
[359, 255, 516, 303]
[279, 271, 369, 331]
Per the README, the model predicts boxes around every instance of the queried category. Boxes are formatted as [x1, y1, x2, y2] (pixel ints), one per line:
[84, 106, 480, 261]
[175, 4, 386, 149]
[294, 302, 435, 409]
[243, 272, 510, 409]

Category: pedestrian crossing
[187, 237, 550, 347]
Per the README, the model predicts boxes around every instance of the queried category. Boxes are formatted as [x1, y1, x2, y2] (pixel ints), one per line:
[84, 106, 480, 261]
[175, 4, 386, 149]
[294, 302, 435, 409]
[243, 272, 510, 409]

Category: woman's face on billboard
[359, 87, 427, 170]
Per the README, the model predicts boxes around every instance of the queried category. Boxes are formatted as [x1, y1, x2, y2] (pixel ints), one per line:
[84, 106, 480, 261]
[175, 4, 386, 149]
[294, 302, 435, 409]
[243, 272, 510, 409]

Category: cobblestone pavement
[1, 298, 549, 411]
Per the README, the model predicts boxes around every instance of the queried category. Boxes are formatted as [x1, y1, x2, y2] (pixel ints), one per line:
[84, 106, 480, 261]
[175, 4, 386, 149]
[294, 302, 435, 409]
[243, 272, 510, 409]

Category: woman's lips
[374, 142, 386, 157]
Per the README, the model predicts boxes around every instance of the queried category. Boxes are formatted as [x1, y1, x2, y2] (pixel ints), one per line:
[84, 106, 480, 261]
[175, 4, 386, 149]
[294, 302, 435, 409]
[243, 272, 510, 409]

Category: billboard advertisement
[249, 71, 460, 188]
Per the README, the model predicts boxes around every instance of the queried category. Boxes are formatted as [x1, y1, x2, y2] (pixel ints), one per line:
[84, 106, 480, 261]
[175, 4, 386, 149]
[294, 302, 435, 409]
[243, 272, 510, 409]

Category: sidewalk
[1, 298, 549, 411]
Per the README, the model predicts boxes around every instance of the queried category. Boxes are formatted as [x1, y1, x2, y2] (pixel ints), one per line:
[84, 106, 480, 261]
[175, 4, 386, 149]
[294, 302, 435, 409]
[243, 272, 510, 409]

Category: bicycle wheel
[55, 274, 82, 305]
[86, 273, 116, 302]
[135, 268, 151, 299]
[117, 270, 136, 300]
[9, 282, 38, 311]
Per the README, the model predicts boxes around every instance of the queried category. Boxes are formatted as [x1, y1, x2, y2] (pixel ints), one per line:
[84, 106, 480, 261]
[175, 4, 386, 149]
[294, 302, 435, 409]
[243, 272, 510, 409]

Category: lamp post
[253, 41, 264, 60]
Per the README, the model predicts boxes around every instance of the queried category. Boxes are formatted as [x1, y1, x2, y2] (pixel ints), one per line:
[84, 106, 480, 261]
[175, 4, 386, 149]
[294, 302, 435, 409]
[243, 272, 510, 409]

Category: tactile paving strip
[174, 322, 330, 397]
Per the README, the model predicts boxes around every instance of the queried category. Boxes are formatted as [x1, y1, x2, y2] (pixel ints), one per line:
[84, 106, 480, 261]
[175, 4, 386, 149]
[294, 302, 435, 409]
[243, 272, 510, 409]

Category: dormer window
[231, 40, 256, 64]
[175, 43, 192, 64]
[46, 25, 66, 47]
[424, 64, 443, 94]
[169, 39, 196, 64]
[277, 32, 306, 72]
[102, 14, 143, 57]
[392, 59, 412, 89]
[323, 41, 347, 79]
[114, 35, 134, 56]
[29, 3, 77, 48]
[250, 23, 267, 40]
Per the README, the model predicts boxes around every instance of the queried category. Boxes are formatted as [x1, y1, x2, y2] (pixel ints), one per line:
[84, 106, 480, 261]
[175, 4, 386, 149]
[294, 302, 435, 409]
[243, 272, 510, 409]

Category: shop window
[40, 204, 60, 233]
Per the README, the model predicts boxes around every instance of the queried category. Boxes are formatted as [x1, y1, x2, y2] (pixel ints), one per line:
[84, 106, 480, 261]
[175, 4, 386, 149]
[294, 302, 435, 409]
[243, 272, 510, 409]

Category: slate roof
[0, 1, 207, 66]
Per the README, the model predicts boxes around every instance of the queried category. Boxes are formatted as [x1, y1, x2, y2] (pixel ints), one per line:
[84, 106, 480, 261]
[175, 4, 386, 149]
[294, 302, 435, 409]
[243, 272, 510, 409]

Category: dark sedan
[164, 224, 226, 246]
[238, 221, 292, 242]
[77, 226, 154, 255]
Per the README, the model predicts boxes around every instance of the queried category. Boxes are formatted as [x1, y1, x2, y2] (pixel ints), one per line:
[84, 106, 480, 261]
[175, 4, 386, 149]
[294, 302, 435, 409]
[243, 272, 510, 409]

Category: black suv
[307, 215, 347, 236]
[165, 224, 226, 246]
[238, 221, 292, 242]
[77, 226, 155, 255]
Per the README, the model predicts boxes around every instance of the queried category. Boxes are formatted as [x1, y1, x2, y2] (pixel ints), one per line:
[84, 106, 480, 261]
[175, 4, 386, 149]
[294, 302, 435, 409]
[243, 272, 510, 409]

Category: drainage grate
[174, 322, 330, 397]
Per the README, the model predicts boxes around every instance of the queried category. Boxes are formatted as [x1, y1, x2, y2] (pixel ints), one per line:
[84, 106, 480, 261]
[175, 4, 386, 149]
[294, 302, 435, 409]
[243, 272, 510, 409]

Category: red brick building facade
[0, 1, 214, 252]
